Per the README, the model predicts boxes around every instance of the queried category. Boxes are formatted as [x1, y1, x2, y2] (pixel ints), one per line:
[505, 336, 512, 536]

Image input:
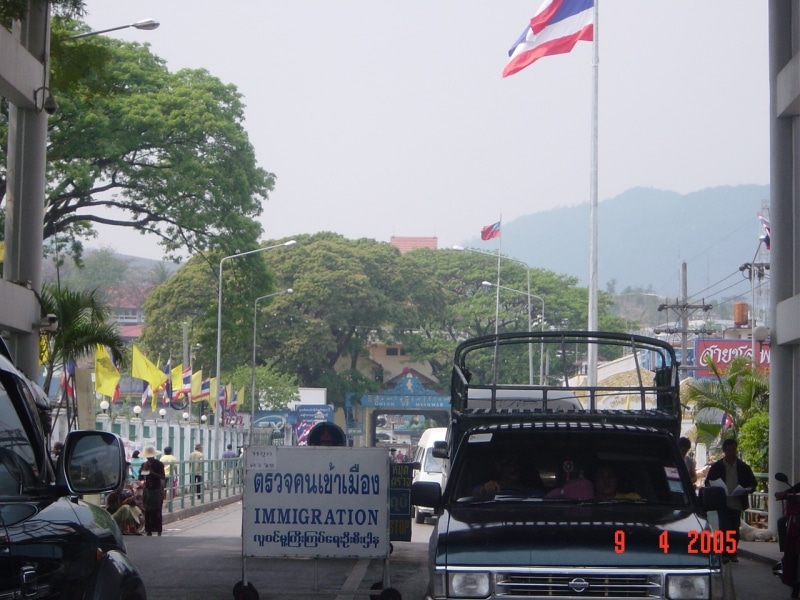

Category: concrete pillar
[768, 0, 799, 530]
[3, 1, 50, 378]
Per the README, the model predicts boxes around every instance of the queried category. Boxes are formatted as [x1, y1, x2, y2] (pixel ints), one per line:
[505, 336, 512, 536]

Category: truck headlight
[448, 572, 490, 598]
[666, 574, 709, 599]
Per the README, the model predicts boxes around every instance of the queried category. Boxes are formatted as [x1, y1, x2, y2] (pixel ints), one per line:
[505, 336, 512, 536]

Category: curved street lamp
[68, 19, 160, 40]
[251, 289, 294, 441]
[214, 241, 297, 458]
[481, 281, 546, 385]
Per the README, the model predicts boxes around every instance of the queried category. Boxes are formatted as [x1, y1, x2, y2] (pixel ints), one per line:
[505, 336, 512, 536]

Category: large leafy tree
[0, 1, 82, 25]
[140, 235, 633, 407]
[393, 248, 629, 382]
[138, 248, 274, 378]
[227, 364, 299, 413]
[262, 233, 407, 396]
[1, 17, 272, 262]
[39, 282, 126, 396]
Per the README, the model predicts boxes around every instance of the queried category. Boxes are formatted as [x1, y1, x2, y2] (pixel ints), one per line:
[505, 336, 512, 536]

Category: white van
[411, 427, 447, 523]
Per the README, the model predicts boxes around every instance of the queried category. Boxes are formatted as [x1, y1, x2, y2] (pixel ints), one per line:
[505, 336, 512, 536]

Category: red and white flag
[503, 0, 594, 78]
[481, 221, 501, 241]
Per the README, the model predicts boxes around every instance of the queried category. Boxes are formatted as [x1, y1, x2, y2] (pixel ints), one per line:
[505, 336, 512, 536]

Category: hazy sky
[82, 1, 770, 261]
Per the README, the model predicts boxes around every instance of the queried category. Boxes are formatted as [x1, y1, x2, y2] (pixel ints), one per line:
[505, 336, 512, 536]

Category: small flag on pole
[481, 222, 501, 241]
[95, 345, 120, 398]
[181, 366, 192, 394]
[161, 359, 172, 404]
[503, 0, 594, 78]
[193, 376, 210, 402]
[757, 212, 771, 250]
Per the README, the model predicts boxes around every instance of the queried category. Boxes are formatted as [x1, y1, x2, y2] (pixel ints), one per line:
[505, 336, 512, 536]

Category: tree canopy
[139, 247, 275, 379]
[1, 17, 273, 263]
[139, 233, 632, 408]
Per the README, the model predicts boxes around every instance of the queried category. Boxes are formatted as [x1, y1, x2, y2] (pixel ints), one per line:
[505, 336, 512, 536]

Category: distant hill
[462, 185, 770, 298]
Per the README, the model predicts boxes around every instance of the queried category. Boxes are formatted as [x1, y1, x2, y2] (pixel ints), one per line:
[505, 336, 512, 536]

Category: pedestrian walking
[160, 446, 179, 499]
[222, 444, 237, 487]
[189, 443, 204, 499]
[139, 445, 166, 536]
[704, 438, 756, 562]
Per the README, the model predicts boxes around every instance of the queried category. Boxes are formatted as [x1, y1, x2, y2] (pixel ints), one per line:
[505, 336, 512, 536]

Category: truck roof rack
[450, 331, 681, 440]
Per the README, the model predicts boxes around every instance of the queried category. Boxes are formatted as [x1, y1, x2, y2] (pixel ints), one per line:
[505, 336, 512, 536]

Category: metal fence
[159, 457, 243, 513]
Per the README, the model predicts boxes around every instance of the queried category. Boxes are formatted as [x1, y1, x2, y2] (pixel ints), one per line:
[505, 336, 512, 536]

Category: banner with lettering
[694, 338, 770, 378]
[243, 446, 389, 558]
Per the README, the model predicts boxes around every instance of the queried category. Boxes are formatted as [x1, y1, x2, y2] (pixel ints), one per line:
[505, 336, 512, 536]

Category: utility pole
[656, 263, 712, 372]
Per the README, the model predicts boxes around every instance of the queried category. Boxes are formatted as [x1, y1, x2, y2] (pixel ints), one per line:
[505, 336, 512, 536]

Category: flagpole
[495, 215, 502, 335]
[586, 0, 600, 387]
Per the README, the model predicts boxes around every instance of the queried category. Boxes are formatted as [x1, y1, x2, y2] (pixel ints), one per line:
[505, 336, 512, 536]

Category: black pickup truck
[0, 338, 147, 599]
[412, 331, 729, 600]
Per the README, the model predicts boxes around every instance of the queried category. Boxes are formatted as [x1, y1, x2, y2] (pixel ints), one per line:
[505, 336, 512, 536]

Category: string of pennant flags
[91, 344, 241, 414]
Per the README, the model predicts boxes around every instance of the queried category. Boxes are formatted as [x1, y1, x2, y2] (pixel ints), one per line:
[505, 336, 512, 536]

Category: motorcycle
[773, 472, 800, 598]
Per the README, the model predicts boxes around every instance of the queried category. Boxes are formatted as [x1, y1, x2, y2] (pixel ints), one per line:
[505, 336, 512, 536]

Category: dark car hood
[0, 495, 125, 594]
[434, 502, 717, 568]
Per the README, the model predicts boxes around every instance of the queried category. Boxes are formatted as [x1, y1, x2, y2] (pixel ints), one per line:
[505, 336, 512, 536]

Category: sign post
[236, 446, 401, 599]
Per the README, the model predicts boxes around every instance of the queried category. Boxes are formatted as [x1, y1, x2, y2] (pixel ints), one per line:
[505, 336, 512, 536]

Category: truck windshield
[0, 383, 39, 496]
[451, 428, 692, 507]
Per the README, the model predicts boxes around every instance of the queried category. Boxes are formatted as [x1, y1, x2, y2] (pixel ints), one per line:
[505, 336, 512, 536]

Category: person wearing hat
[139, 446, 166, 536]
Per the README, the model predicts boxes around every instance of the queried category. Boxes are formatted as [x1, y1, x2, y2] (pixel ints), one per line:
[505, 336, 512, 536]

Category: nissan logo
[568, 577, 590, 593]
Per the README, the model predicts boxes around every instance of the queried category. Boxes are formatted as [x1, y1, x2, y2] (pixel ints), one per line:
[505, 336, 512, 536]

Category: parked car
[411, 427, 447, 523]
[0, 338, 147, 599]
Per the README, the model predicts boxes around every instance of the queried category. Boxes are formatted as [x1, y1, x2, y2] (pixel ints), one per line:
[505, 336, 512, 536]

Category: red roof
[120, 324, 143, 340]
[389, 237, 438, 254]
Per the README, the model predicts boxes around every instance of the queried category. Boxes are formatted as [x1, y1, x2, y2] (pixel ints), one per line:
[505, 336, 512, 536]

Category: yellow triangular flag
[132, 345, 168, 390]
[191, 370, 203, 401]
[209, 377, 218, 411]
[171, 363, 183, 392]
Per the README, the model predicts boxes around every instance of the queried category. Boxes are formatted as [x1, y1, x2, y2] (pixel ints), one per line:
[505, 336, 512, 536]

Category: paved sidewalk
[738, 539, 781, 565]
[162, 489, 242, 525]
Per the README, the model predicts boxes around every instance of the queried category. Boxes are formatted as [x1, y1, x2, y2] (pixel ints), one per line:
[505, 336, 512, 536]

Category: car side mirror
[432, 440, 448, 459]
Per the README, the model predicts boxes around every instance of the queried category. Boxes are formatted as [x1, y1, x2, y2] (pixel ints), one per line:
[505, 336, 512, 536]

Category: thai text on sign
[243, 446, 390, 558]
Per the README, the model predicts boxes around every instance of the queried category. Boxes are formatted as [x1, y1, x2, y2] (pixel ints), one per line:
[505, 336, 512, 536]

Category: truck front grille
[495, 572, 662, 598]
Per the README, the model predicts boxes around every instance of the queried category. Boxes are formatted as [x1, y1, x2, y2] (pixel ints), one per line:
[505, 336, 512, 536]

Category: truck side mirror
[698, 486, 726, 512]
[432, 440, 448, 459]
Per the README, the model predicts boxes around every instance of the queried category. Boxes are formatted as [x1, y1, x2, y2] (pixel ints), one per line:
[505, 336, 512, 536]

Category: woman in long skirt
[139, 446, 166, 536]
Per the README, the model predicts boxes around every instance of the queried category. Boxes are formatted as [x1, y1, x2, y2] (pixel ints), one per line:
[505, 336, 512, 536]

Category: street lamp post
[455, 246, 540, 383]
[68, 19, 160, 39]
[214, 241, 296, 459]
[251, 289, 293, 443]
[481, 281, 546, 385]
[453, 246, 532, 334]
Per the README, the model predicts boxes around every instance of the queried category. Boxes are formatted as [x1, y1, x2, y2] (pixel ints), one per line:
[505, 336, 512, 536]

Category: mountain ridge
[464, 184, 770, 298]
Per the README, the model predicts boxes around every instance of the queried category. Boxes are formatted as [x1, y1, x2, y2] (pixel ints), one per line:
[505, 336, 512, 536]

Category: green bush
[738, 411, 769, 490]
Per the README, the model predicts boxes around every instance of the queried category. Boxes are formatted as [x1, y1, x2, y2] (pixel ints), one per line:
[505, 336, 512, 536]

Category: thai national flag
[181, 366, 192, 394]
[720, 412, 734, 430]
[481, 221, 501, 240]
[161, 359, 172, 405]
[295, 421, 313, 446]
[61, 359, 76, 400]
[503, 0, 594, 78]
[218, 385, 227, 411]
[196, 377, 211, 400]
[757, 212, 771, 250]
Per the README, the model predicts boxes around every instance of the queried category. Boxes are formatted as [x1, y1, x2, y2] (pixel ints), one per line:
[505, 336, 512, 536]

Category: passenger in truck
[472, 454, 545, 498]
[591, 462, 641, 500]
